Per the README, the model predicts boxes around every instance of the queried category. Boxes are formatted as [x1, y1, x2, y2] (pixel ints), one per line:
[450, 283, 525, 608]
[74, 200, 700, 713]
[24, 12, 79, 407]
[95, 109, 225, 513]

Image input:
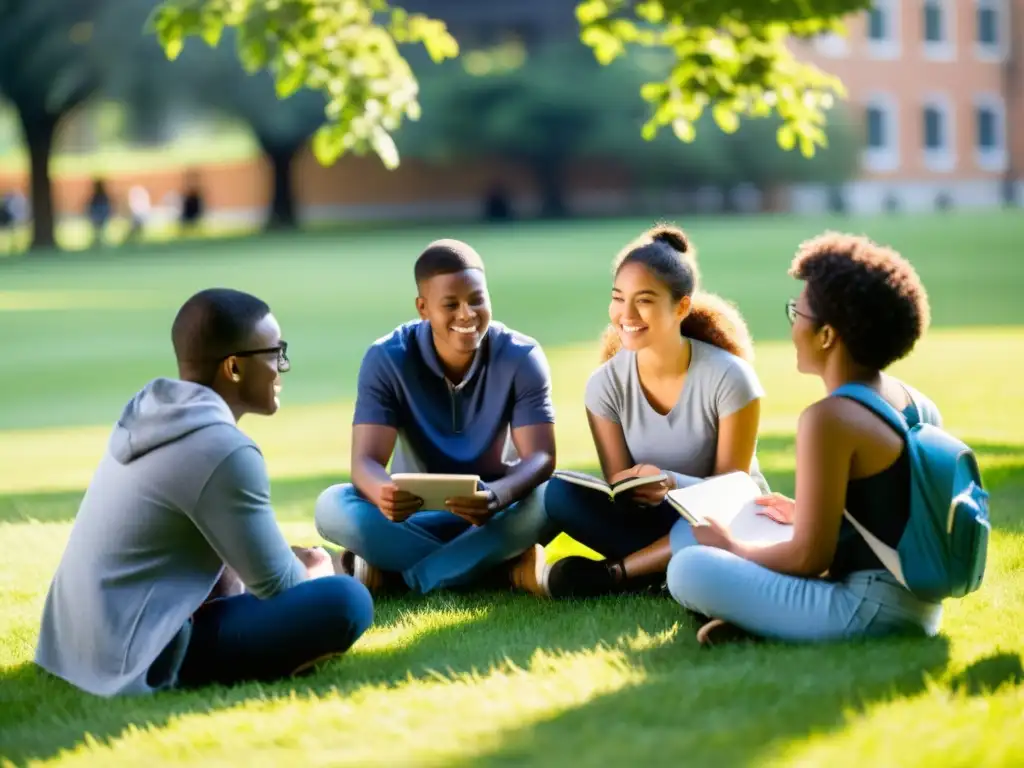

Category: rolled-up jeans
[314, 482, 557, 594]
[666, 527, 943, 641]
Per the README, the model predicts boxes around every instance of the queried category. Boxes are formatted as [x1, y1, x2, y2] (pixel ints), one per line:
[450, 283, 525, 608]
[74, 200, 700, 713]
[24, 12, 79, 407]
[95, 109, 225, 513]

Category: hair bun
[649, 225, 689, 254]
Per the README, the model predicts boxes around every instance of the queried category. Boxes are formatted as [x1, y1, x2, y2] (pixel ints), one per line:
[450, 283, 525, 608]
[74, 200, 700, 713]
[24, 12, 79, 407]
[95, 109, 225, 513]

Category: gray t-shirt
[584, 338, 769, 491]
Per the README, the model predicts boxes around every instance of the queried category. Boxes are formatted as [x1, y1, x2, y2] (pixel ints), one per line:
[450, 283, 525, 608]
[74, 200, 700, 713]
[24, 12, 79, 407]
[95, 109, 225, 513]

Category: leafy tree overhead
[152, 0, 870, 170]
[149, 0, 459, 170]
[0, 0, 106, 249]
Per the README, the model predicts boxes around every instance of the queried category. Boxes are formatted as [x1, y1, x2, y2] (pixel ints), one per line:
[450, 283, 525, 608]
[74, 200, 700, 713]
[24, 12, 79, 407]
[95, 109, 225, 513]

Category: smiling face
[610, 261, 689, 353]
[416, 268, 492, 364]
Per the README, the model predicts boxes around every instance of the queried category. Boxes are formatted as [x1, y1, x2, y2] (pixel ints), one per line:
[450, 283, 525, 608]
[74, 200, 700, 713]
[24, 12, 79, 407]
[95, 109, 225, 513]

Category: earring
[232, 373, 241, 382]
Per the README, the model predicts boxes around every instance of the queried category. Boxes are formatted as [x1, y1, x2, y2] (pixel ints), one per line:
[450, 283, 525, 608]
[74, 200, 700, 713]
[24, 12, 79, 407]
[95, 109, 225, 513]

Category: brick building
[791, 0, 1023, 213]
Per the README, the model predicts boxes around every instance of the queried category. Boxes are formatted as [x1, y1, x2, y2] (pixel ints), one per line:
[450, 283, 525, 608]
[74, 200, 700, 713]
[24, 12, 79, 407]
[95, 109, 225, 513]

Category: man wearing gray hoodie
[35, 288, 374, 696]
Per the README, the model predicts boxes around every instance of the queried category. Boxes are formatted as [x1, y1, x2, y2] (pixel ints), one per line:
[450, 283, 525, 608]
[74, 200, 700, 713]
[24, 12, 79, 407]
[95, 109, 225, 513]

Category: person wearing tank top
[539, 225, 769, 598]
[667, 232, 945, 646]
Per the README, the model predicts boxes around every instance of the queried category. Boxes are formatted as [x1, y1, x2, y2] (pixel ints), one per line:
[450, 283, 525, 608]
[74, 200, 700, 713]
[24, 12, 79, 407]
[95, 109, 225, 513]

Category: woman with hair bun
[541, 224, 769, 598]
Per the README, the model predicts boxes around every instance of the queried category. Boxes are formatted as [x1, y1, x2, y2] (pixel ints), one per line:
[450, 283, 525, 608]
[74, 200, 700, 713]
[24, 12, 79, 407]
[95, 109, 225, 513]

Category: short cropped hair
[414, 239, 485, 288]
[171, 288, 270, 373]
[789, 232, 930, 371]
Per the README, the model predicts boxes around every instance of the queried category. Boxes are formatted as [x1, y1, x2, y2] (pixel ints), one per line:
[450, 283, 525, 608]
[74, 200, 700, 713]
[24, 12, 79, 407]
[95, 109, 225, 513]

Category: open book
[551, 469, 668, 500]
[390, 473, 485, 511]
[666, 471, 794, 545]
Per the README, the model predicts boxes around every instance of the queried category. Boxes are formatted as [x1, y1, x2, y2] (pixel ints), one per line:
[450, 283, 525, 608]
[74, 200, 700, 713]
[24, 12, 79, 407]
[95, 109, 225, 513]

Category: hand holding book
[610, 464, 674, 505]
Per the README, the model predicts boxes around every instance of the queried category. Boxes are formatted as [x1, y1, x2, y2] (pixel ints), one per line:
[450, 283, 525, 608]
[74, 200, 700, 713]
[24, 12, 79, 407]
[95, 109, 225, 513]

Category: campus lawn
[1, 212, 1023, 766]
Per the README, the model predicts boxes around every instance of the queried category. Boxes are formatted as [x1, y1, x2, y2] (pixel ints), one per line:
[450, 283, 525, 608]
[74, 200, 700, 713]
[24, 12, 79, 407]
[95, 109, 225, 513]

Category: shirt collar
[415, 320, 488, 389]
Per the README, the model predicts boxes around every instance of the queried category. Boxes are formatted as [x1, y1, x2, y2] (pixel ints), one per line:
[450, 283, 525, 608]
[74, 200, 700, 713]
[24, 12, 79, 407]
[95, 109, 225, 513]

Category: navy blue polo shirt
[352, 320, 555, 481]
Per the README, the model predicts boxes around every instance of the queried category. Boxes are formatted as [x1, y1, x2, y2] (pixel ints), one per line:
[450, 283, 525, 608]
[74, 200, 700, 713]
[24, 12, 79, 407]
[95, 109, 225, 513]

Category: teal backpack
[833, 383, 990, 603]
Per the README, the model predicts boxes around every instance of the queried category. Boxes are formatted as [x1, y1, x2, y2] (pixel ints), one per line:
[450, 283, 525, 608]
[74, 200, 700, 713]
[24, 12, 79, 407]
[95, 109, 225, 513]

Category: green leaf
[370, 127, 401, 169]
[201, 15, 224, 47]
[712, 103, 739, 133]
[312, 125, 345, 165]
[576, 0, 610, 26]
[164, 35, 184, 60]
[777, 124, 796, 151]
[799, 134, 816, 157]
[671, 118, 695, 142]
[275, 63, 306, 99]
[635, 1, 664, 23]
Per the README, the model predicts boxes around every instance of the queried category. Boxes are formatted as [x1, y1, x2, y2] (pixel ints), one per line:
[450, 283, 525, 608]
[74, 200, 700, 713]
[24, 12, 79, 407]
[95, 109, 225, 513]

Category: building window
[921, 96, 956, 172]
[923, 0, 956, 60]
[867, 0, 902, 59]
[814, 31, 850, 57]
[974, 95, 1008, 171]
[862, 95, 900, 172]
[975, 0, 1009, 60]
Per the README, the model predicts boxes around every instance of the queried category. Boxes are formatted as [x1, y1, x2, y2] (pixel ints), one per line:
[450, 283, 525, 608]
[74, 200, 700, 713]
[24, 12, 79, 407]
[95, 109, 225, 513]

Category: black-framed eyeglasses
[224, 340, 290, 372]
[785, 299, 815, 326]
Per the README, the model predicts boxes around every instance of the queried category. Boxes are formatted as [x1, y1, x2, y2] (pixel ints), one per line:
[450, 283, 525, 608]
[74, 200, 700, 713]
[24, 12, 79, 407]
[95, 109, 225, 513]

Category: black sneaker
[546, 556, 621, 599]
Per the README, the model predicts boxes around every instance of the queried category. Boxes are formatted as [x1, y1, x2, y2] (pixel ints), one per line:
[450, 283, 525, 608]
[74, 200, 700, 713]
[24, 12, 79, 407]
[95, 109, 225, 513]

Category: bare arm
[587, 409, 634, 481]
[713, 398, 761, 476]
[730, 401, 850, 577]
[350, 423, 422, 521]
[486, 423, 556, 508]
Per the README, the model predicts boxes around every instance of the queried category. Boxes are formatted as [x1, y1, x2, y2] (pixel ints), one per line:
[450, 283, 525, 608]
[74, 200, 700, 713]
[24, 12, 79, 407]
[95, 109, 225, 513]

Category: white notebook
[666, 471, 794, 545]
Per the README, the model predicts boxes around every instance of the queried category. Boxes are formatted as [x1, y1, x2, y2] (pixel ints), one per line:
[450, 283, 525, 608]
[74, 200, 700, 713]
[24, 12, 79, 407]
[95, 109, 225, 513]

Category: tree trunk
[534, 160, 568, 219]
[264, 145, 299, 230]
[18, 111, 58, 251]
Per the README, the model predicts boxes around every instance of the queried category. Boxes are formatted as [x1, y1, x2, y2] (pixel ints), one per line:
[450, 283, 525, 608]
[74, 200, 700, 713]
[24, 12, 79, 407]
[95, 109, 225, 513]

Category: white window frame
[922, 0, 956, 61]
[921, 93, 956, 172]
[973, 93, 1008, 171]
[867, 0, 903, 60]
[862, 93, 901, 173]
[975, 0, 1010, 61]
[814, 31, 850, 58]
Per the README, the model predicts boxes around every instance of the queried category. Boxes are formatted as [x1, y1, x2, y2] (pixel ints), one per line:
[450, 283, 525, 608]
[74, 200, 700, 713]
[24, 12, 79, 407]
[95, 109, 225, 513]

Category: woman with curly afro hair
[540, 223, 769, 598]
[667, 232, 945, 646]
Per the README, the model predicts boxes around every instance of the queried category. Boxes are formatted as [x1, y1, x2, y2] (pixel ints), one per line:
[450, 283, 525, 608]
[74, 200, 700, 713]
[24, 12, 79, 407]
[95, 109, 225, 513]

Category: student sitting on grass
[314, 239, 556, 596]
[541, 224, 768, 598]
[35, 289, 373, 696]
[668, 233, 945, 646]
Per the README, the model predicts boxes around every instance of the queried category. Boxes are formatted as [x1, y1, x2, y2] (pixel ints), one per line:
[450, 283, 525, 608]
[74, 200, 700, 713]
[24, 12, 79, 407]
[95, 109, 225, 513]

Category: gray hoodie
[35, 378, 306, 696]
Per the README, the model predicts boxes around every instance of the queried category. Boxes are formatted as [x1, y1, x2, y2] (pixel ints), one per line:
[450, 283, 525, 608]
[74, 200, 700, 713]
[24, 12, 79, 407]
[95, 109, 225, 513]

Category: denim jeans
[666, 537, 944, 642]
[542, 477, 682, 559]
[172, 575, 374, 688]
[314, 482, 557, 594]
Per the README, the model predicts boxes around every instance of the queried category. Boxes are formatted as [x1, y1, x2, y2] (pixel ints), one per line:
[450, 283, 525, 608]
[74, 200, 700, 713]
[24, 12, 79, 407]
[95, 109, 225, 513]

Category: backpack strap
[831, 382, 912, 589]
[831, 382, 911, 436]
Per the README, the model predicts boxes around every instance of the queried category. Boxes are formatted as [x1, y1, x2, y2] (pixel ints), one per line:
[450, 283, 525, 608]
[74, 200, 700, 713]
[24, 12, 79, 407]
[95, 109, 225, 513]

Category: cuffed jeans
[667, 535, 944, 642]
[314, 482, 557, 594]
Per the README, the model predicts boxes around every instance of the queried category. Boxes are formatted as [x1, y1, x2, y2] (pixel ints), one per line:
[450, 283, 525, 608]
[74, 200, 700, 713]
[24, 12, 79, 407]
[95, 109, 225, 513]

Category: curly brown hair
[789, 232, 930, 371]
[599, 224, 754, 363]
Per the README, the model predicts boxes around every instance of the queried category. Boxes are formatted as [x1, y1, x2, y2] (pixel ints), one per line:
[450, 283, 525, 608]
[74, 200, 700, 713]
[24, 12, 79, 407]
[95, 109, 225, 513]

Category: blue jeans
[314, 482, 557, 594]
[174, 575, 374, 688]
[542, 478, 683, 559]
[666, 538, 944, 642]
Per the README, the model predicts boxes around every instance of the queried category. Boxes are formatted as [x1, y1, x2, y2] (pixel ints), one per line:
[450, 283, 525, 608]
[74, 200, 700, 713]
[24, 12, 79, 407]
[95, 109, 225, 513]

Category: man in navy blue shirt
[315, 239, 557, 595]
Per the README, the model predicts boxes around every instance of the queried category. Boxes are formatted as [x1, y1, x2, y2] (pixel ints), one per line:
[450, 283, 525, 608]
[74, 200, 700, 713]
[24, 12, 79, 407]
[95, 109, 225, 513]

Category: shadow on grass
[0, 592, 685, 765]
[949, 651, 1024, 696]
[0, 594, 956, 767]
[452, 633, 954, 766]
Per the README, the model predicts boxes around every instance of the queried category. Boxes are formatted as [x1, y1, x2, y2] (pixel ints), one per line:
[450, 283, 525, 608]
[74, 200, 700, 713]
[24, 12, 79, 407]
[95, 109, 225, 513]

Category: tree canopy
[151, 0, 870, 169]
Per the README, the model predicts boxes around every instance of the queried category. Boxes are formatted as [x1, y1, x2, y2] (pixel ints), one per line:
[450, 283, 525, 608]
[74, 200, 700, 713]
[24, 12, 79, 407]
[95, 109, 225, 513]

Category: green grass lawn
[2, 212, 1024, 766]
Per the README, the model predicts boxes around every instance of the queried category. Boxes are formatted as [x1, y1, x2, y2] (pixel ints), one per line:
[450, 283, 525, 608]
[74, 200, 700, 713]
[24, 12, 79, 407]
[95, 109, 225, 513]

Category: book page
[666, 472, 794, 544]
